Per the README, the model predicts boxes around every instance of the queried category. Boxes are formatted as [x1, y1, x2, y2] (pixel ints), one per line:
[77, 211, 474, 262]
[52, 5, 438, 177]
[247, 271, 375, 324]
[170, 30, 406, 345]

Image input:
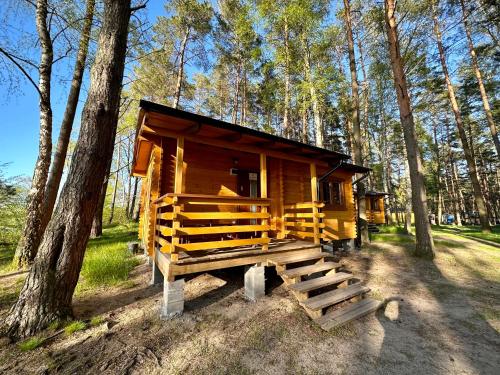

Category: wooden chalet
[366, 191, 388, 225]
[132, 100, 381, 330]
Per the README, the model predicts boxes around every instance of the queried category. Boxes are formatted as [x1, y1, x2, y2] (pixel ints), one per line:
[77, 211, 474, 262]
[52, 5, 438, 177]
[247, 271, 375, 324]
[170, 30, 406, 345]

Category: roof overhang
[132, 100, 354, 175]
[337, 162, 371, 174]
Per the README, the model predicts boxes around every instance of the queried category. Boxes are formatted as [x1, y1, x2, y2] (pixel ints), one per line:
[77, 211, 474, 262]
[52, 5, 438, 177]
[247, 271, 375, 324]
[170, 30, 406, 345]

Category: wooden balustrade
[152, 193, 271, 261]
[283, 201, 325, 244]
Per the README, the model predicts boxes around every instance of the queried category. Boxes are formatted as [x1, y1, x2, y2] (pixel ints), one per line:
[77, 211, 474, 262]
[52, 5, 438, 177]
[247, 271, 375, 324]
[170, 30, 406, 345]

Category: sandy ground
[0, 233, 499, 374]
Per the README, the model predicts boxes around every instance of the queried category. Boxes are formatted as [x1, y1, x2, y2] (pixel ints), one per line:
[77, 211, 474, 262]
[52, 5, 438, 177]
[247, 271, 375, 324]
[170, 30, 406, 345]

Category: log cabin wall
[319, 169, 357, 240]
[367, 196, 385, 224]
[156, 137, 357, 242]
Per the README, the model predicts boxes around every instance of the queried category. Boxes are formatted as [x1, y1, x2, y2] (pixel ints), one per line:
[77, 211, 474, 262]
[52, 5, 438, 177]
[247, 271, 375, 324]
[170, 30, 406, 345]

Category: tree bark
[231, 62, 241, 124]
[432, 4, 491, 232]
[173, 28, 190, 109]
[13, 0, 53, 269]
[91, 153, 114, 238]
[4, 0, 133, 339]
[283, 16, 291, 138]
[344, 0, 368, 245]
[41, 0, 96, 239]
[385, 0, 435, 257]
[302, 93, 309, 144]
[129, 177, 139, 219]
[108, 137, 122, 225]
[460, 0, 500, 157]
[302, 37, 323, 147]
[403, 160, 413, 234]
[433, 119, 442, 225]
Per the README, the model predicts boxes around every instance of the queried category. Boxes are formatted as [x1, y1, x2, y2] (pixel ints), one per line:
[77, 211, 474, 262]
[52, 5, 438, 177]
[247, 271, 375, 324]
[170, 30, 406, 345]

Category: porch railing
[283, 201, 325, 244]
[153, 193, 271, 261]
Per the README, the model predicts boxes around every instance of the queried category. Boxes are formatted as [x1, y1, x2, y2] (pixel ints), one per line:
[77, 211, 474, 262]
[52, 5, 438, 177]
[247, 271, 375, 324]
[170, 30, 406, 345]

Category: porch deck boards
[157, 239, 322, 278]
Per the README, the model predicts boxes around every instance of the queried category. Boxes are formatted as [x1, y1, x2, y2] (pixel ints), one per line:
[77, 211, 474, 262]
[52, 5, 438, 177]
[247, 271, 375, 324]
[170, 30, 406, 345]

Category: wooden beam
[260, 153, 269, 251]
[278, 159, 285, 239]
[310, 163, 320, 245]
[176, 237, 270, 252]
[174, 136, 184, 194]
[178, 211, 269, 220]
[218, 132, 242, 142]
[177, 224, 271, 235]
[184, 122, 202, 134]
[142, 124, 330, 167]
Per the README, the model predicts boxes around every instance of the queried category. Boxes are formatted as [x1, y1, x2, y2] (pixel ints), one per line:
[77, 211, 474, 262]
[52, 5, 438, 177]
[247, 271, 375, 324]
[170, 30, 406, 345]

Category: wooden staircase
[269, 249, 381, 330]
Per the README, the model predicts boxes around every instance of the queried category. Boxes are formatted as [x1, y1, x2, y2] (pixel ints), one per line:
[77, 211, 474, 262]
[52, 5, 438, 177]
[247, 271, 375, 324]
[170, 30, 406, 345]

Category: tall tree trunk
[4, 0, 133, 339]
[41, 0, 96, 238]
[385, 0, 435, 257]
[403, 160, 413, 234]
[433, 119, 442, 225]
[173, 28, 189, 109]
[231, 62, 241, 124]
[460, 0, 500, 157]
[432, 4, 491, 233]
[241, 67, 247, 126]
[356, 28, 372, 186]
[283, 16, 291, 138]
[108, 138, 122, 225]
[129, 177, 139, 219]
[13, 0, 53, 269]
[91, 151, 114, 239]
[302, 93, 309, 143]
[302, 37, 323, 147]
[344, 0, 368, 245]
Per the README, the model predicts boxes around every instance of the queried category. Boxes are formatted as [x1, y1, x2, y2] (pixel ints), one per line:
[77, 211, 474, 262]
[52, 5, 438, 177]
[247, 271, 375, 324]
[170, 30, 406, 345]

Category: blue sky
[0, 1, 165, 178]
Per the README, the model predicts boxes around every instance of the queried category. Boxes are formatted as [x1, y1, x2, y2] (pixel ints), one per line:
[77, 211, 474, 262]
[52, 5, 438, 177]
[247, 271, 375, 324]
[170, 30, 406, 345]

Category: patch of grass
[328, 322, 357, 338]
[480, 306, 500, 322]
[64, 320, 86, 335]
[432, 225, 500, 244]
[0, 244, 16, 274]
[434, 239, 466, 249]
[90, 316, 104, 327]
[47, 320, 62, 331]
[370, 289, 384, 301]
[377, 225, 408, 234]
[371, 233, 415, 244]
[18, 337, 44, 351]
[77, 223, 140, 293]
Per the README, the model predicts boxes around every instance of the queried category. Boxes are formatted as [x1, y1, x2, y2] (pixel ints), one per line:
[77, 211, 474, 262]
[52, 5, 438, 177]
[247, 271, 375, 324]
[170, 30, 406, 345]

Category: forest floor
[0, 225, 499, 374]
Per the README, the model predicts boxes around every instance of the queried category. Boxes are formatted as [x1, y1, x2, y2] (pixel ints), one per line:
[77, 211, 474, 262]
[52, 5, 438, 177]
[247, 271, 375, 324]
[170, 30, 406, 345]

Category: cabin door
[237, 170, 259, 227]
[237, 170, 259, 198]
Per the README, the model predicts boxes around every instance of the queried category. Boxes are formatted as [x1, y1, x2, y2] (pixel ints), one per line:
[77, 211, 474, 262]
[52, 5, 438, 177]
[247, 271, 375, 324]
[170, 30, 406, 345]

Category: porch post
[174, 136, 184, 194]
[310, 163, 321, 245]
[260, 153, 269, 251]
[171, 136, 184, 263]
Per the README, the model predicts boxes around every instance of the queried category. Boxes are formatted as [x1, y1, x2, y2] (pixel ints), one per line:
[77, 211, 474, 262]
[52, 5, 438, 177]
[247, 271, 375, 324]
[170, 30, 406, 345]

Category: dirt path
[1, 233, 499, 374]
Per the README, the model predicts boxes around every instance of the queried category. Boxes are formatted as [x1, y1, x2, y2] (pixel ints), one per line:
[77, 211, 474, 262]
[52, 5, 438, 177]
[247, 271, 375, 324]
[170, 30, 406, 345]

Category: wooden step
[303, 283, 370, 311]
[288, 272, 353, 293]
[315, 298, 382, 330]
[281, 262, 341, 279]
[274, 251, 331, 266]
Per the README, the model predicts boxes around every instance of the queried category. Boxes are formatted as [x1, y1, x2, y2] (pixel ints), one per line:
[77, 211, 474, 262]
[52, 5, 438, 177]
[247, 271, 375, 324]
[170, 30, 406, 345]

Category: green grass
[432, 225, 500, 244]
[0, 244, 15, 274]
[18, 336, 45, 351]
[90, 316, 105, 327]
[64, 320, 87, 335]
[377, 225, 409, 234]
[77, 223, 141, 293]
[371, 232, 415, 243]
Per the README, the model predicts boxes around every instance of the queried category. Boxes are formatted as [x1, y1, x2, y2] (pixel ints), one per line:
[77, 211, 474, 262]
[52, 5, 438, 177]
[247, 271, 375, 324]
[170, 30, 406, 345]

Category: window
[320, 180, 345, 209]
[372, 197, 382, 211]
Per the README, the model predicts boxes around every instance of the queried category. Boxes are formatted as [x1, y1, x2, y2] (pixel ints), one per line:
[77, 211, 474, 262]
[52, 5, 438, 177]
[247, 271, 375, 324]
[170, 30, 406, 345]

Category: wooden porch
[154, 238, 322, 279]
